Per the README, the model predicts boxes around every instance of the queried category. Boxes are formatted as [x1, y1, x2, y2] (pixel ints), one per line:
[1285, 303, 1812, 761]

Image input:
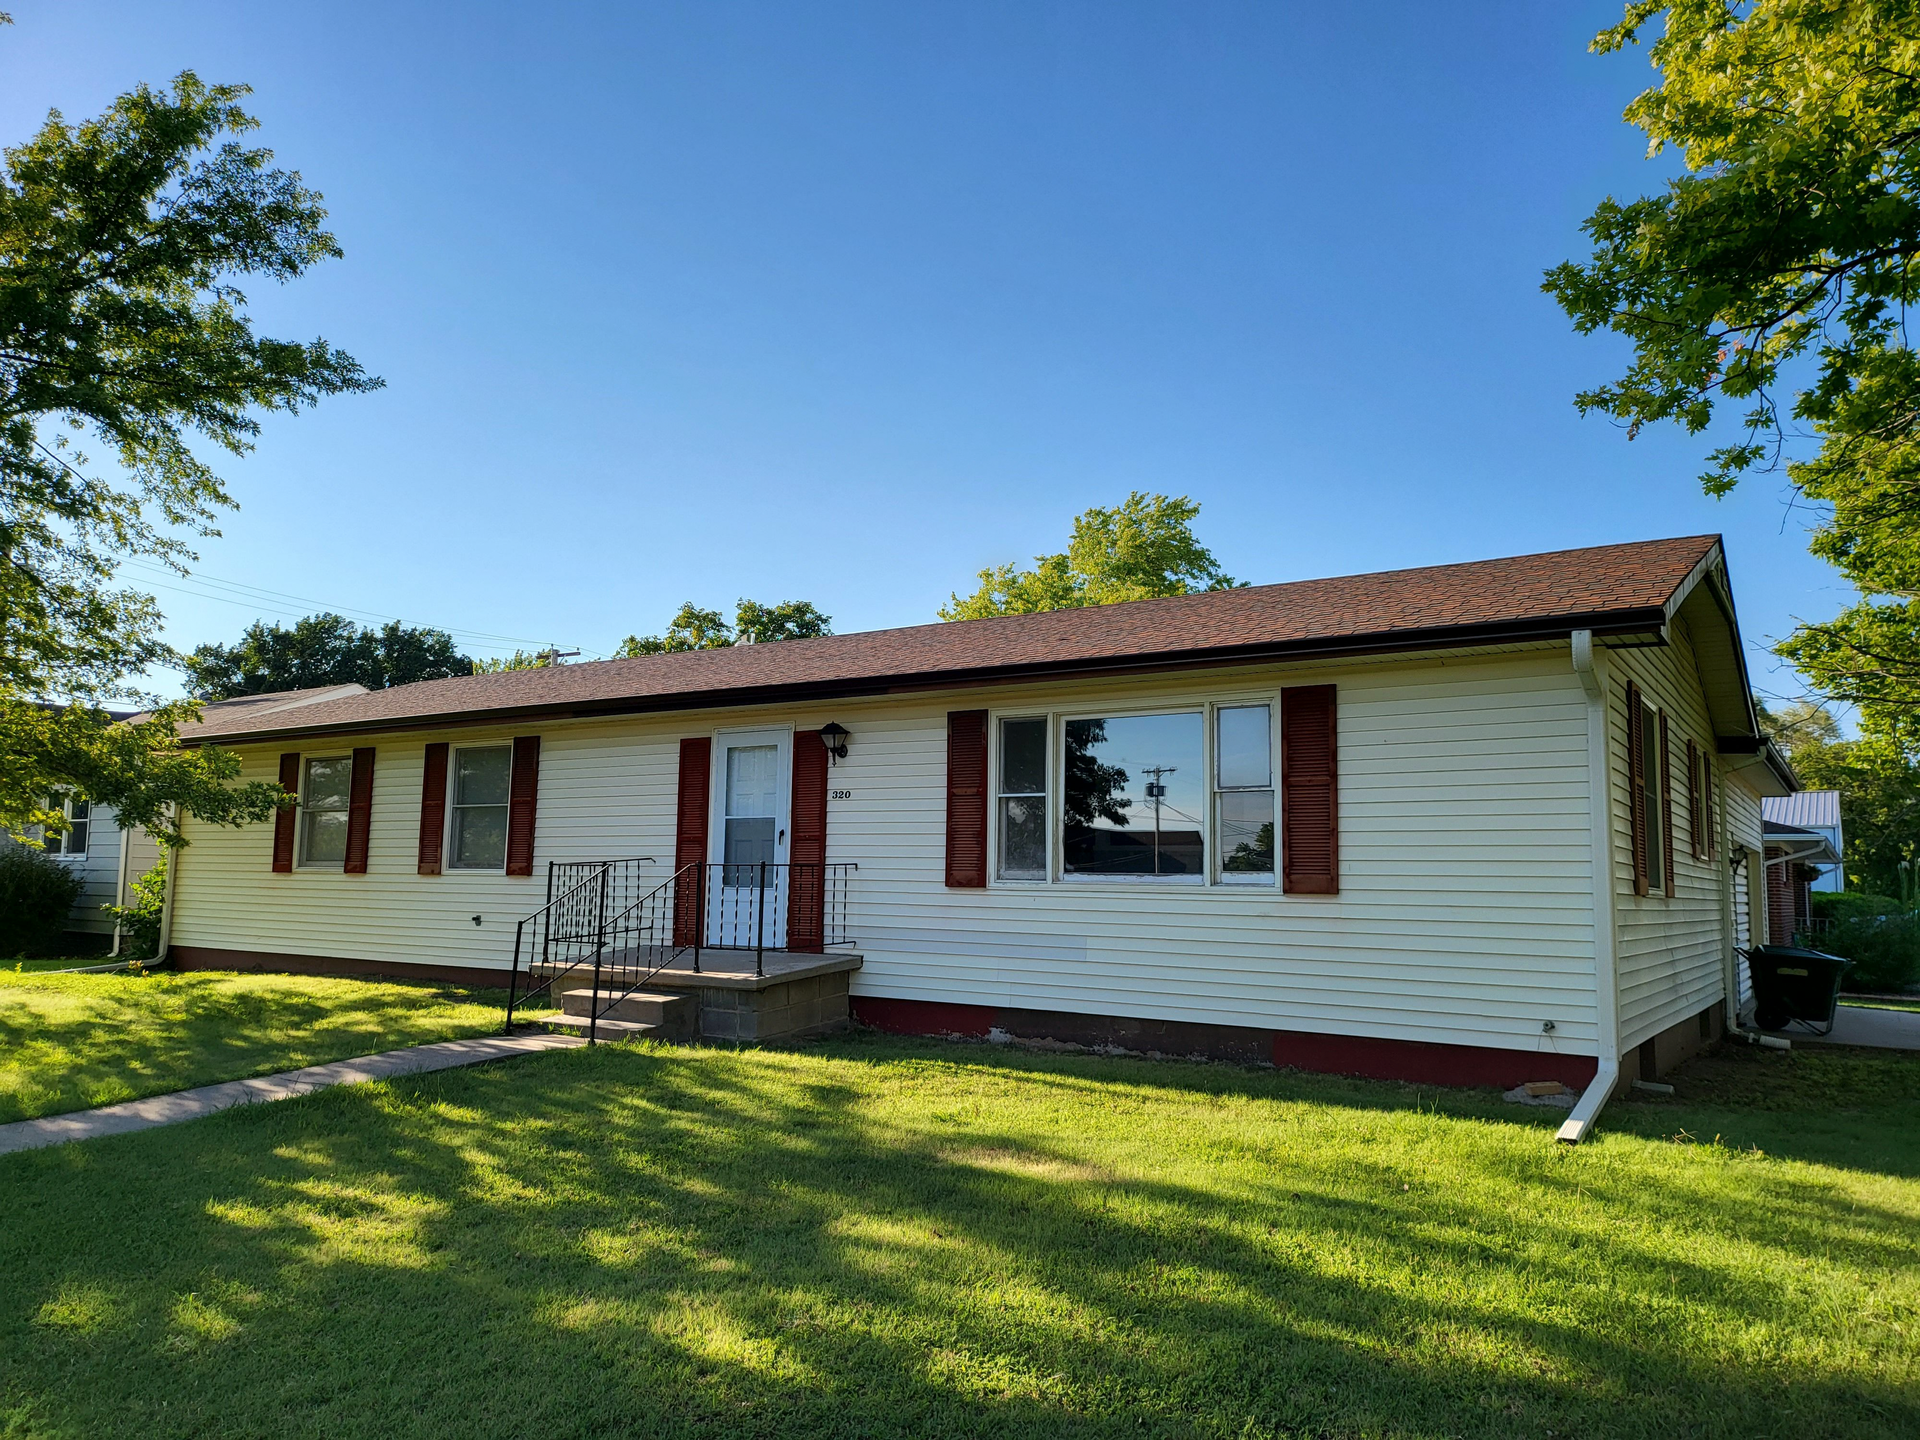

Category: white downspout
[153, 805, 179, 965]
[1560, 630, 1621, 1144]
[110, 813, 133, 958]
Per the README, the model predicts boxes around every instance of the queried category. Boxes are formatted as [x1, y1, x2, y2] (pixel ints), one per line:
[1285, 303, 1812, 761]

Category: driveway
[1792, 1003, 1920, 1051]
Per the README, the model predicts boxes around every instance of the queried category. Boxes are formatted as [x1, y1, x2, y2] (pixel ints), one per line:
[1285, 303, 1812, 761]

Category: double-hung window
[1215, 705, 1274, 883]
[450, 745, 512, 870]
[299, 757, 353, 867]
[42, 798, 90, 857]
[997, 717, 1048, 879]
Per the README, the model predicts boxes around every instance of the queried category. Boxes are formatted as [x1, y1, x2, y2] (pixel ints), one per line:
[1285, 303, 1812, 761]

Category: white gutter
[1560, 630, 1621, 1144]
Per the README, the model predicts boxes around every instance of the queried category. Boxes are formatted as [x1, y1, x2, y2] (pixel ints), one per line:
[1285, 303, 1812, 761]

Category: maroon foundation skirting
[852, 996, 1598, 1090]
[169, 945, 508, 989]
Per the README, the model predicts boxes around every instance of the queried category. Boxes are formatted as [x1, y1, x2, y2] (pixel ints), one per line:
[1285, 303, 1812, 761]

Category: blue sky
[2, 2, 1848, 703]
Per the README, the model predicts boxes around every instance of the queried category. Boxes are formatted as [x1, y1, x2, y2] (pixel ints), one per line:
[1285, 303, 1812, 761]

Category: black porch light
[819, 722, 850, 762]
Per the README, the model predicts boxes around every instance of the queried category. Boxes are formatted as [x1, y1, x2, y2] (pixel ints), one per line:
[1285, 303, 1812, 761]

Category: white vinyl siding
[169, 648, 1602, 1061]
[1607, 618, 1732, 1051]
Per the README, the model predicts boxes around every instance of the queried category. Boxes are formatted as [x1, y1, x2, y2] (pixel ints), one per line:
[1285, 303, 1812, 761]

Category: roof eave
[180, 608, 1671, 747]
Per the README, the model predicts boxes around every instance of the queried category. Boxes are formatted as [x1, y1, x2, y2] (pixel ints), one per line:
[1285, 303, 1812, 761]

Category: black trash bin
[1745, 944, 1853, 1034]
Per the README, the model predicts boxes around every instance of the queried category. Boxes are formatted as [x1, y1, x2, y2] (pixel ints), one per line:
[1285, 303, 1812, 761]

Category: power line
[117, 557, 608, 658]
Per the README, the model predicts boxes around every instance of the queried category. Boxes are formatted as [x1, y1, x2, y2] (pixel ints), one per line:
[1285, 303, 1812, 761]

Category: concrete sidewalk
[0, 1031, 584, 1157]
[1792, 1003, 1920, 1051]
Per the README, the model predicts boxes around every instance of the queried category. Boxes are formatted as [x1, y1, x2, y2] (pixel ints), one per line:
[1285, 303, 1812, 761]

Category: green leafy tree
[1546, 2, 1920, 729]
[1790, 729, 1920, 899]
[0, 67, 376, 840]
[184, 614, 473, 698]
[472, 649, 562, 674]
[941, 492, 1242, 620]
[616, 599, 832, 656]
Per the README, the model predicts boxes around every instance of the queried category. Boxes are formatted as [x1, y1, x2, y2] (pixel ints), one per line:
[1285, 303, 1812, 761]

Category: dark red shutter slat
[343, 747, 376, 874]
[1686, 738, 1702, 861]
[1627, 681, 1648, 896]
[673, 737, 711, 945]
[945, 710, 989, 888]
[272, 752, 300, 873]
[1281, 685, 1338, 895]
[789, 730, 830, 953]
[1659, 711, 1675, 897]
[418, 742, 449, 875]
[505, 735, 541, 877]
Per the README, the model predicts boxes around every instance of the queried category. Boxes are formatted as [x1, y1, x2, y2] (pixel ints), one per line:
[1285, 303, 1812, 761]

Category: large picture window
[1062, 712, 1204, 880]
[299, 757, 352, 866]
[450, 745, 512, 870]
[997, 717, 1048, 879]
[1215, 704, 1274, 882]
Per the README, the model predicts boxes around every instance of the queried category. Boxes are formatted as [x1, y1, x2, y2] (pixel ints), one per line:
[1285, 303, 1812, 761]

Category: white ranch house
[160, 536, 1796, 1135]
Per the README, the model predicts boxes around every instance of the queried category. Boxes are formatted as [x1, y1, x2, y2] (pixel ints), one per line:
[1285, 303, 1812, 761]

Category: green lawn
[0, 971, 530, 1123]
[4, 957, 109, 974]
[2, 1035, 1914, 1439]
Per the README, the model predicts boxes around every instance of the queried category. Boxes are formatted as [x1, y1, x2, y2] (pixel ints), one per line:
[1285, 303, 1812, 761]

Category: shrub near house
[0, 845, 84, 957]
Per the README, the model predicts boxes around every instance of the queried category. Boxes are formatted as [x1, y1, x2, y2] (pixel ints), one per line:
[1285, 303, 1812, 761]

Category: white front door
[708, 729, 791, 948]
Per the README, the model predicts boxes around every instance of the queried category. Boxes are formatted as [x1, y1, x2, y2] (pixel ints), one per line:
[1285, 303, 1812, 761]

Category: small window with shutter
[299, 757, 353, 868]
[996, 717, 1049, 880]
[1216, 704, 1275, 884]
[449, 745, 513, 870]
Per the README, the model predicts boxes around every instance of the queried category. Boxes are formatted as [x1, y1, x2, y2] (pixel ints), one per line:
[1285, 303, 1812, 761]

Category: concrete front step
[540, 1012, 669, 1039]
[557, 988, 695, 1038]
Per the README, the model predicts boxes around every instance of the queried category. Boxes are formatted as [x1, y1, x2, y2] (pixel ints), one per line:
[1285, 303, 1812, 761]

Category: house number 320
[830, 789, 853, 800]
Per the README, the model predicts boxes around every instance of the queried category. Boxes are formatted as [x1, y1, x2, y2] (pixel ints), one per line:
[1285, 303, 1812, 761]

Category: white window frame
[992, 714, 1051, 882]
[1212, 702, 1277, 886]
[446, 742, 514, 873]
[1057, 704, 1208, 886]
[42, 797, 90, 859]
[297, 754, 353, 870]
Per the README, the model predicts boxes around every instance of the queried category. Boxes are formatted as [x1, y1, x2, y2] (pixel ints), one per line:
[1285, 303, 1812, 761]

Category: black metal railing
[504, 860, 856, 1039]
[687, 862, 857, 972]
[503, 857, 655, 1033]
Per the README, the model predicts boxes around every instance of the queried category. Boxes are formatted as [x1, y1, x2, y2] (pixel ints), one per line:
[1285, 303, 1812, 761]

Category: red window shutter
[417, 742, 449, 875]
[1659, 711, 1675, 897]
[1627, 681, 1648, 896]
[789, 730, 830, 953]
[343, 747, 376, 874]
[1281, 685, 1339, 895]
[673, 737, 712, 945]
[272, 753, 300, 873]
[1703, 757, 1716, 861]
[945, 710, 989, 888]
[505, 736, 541, 877]
[1685, 738, 1702, 861]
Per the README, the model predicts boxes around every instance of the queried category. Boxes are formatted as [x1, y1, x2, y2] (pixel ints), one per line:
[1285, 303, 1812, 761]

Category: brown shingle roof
[181, 535, 1721, 744]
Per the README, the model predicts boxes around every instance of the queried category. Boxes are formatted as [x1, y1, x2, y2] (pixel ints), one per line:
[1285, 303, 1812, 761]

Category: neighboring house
[2, 687, 370, 954]
[1761, 790, 1844, 892]
[5, 797, 163, 952]
[1760, 818, 1841, 949]
[162, 535, 1798, 1101]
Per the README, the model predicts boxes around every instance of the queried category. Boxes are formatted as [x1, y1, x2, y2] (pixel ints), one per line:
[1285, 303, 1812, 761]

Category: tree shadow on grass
[0, 973, 515, 1123]
[1, 1038, 1915, 1440]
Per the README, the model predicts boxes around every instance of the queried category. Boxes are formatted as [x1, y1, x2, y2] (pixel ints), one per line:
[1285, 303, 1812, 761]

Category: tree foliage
[1546, 2, 1920, 723]
[616, 599, 833, 656]
[184, 614, 473, 698]
[940, 492, 1242, 621]
[0, 70, 373, 839]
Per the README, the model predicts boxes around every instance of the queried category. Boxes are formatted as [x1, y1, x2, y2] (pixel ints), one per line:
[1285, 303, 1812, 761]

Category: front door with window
[708, 729, 791, 948]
